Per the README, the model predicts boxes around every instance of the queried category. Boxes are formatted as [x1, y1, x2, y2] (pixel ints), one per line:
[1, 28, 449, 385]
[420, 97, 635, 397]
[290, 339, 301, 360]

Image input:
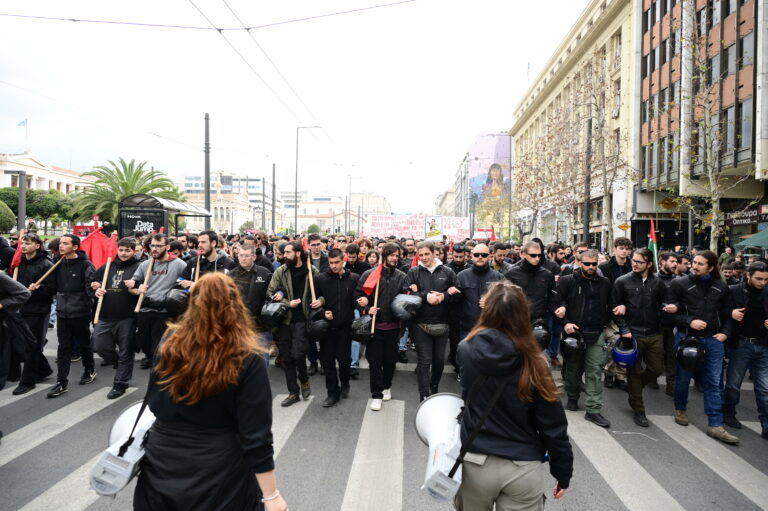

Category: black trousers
[320, 327, 352, 398]
[278, 321, 309, 395]
[93, 317, 136, 386]
[19, 312, 53, 386]
[412, 326, 448, 398]
[365, 328, 400, 399]
[136, 311, 170, 359]
[448, 319, 461, 371]
[56, 316, 94, 384]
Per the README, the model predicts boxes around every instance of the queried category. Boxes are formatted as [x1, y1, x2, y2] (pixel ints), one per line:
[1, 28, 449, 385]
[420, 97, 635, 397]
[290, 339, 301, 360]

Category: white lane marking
[18, 452, 103, 511]
[566, 410, 684, 511]
[272, 394, 314, 457]
[0, 384, 52, 407]
[340, 399, 404, 511]
[742, 421, 763, 435]
[648, 414, 768, 509]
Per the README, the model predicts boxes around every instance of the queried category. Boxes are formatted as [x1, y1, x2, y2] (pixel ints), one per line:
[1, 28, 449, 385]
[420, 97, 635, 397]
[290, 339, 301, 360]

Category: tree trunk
[709, 198, 720, 252]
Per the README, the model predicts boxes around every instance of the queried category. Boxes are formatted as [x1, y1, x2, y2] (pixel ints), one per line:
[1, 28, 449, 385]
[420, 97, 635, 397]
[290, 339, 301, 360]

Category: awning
[734, 228, 768, 250]
[119, 194, 211, 217]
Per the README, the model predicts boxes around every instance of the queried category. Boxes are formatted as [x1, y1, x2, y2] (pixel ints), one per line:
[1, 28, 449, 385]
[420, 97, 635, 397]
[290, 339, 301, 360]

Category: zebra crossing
[1, 358, 766, 511]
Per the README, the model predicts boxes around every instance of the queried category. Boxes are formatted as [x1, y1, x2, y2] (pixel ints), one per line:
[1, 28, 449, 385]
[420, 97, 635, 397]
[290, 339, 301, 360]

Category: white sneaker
[382, 389, 392, 401]
[370, 398, 383, 411]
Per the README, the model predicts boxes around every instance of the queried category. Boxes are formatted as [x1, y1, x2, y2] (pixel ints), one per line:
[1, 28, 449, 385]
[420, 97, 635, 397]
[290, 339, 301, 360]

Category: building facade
[0, 153, 96, 193]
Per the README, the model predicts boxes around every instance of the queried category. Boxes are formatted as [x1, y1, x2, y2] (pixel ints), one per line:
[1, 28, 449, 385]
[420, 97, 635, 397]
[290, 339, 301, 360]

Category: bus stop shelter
[118, 194, 211, 238]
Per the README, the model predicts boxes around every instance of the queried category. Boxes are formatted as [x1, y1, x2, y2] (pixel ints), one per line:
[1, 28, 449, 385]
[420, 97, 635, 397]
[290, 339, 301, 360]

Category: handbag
[418, 322, 450, 337]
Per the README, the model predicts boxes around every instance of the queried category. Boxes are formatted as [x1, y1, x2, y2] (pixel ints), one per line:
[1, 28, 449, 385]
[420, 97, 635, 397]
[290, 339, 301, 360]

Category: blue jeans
[673, 335, 725, 427]
[351, 309, 361, 368]
[398, 327, 409, 352]
[722, 338, 768, 433]
[546, 313, 562, 358]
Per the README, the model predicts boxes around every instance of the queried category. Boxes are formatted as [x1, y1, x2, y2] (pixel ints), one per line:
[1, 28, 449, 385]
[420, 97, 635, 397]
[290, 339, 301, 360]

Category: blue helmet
[612, 336, 639, 368]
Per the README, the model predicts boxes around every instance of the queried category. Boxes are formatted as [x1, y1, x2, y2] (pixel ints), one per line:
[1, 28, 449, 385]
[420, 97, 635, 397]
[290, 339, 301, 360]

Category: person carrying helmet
[611, 248, 668, 427]
[554, 249, 613, 428]
[664, 250, 737, 444]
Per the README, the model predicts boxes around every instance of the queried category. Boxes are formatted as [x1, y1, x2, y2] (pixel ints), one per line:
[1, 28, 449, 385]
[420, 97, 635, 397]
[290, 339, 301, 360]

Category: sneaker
[634, 412, 650, 428]
[349, 368, 359, 380]
[139, 358, 152, 370]
[707, 426, 739, 445]
[307, 361, 318, 376]
[100, 359, 113, 367]
[550, 356, 562, 369]
[455, 372, 461, 383]
[269, 342, 279, 357]
[566, 399, 578, 411]
[674, 409, 689, 426]
[301, 381, 311, 399]
[604, 374, 614, 388]
[47, 382, 68, 398]
[70, 355, 81, 363]
[723, 416, 742, 429]
[107, 385, 127, 399]
[12, 383, 35, 395]
[322, 396, 339, 408]
[383, 389, 392, 401]
[584, 412, 610, 428]
[614, 379, 628, 392]
[340, 385, 350, 399]
[398, 351, 408, 364]
[79, 370, 97, 385]
[370, 398, 383, 411]
[665, 384, 674, 397]
[281, 394, 300, 407]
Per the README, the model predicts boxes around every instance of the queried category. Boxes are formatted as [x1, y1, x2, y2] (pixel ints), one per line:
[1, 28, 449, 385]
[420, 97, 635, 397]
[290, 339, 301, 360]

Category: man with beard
[456, 243, 504, 344]
[179, 231, 233, 286]
[505, 240, 556, 333]
[272, 241, 287, 271]
[90, 237, 141, 399]
[175, 233, 196, 261]
[229, 244, 272, 327]
[445, 244, 468, 377]
[267, 241, 324, 407]
[242, 235, 274, 271]
[556, 249, 613, 428]
[657, 251, 679, 394]
[401, 238, 416, 268]
[126, 234, 187, 369]
[490, 242, 513, 274]
[544, 243, 565, 276]
[599, 237, 633, 392]
[45, 234, 96, 398]
[345, 243, 370, 275]
[11, 233, 55, 394]
[676, 253, 691, 276]
[355, 243, 407, 411]
[316, 248, 359, 407]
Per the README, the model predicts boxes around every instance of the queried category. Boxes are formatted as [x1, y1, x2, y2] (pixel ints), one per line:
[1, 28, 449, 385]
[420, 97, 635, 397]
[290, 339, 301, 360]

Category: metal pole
[688, 209, 694, 251]
[271, 163, 276, 233]
[261, 177, 266, 230]
[294, 127, 299, 235]
[358, 204, 361, 235]
[582, 117, 593, 244]
[204, 113, 211, 229]
[17, 172, 27, 232]
[508, 135, 513, 240]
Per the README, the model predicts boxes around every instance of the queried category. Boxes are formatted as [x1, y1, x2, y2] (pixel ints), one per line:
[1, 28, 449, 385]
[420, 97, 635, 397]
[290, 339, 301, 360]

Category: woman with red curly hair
[133, 272, 287, 511]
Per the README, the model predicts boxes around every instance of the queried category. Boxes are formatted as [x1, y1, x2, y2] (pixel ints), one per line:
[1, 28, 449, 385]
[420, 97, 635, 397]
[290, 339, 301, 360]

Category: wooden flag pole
[134, 257, 155, 313]
[12, 267, 19, 280]
[194, 254, 201, 283]
[93, 257, 112, 325]
[370, 280, 380, 333]
[34, 256, 64, 286]
[307, 263, 317, 302]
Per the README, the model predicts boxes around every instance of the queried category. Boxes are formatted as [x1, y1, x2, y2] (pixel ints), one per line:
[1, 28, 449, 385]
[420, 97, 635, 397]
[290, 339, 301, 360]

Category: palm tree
[74, 158, 184, 223]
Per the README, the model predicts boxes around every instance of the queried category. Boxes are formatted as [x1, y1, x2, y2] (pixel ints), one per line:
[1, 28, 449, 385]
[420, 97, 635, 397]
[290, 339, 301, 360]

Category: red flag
[362, 264, 383, 295]
[490, 225, 497, 241]
[302, 237, 308, 251]
[105, 232, 118, 260]
[9, 240, 23, 275]
[448, 240, 453, 253]
[159, 226, 165, 234]
[411, 252, 420, 267]
[80, 228, 112, 268]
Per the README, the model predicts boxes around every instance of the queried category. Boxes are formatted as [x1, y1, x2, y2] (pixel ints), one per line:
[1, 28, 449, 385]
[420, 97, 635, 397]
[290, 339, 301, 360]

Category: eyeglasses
[631, 259, 648, 265]
[472, 253, 490, 258]
[581, 261, 598, 267]
[526, 253, 542, 258]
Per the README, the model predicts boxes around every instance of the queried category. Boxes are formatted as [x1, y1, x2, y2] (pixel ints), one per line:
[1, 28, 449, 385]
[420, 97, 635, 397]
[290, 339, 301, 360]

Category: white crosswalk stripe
[742, 421, 763, 435]
[271, 394, 314, 457]
[648, 414, 768, 509]
[0, 384, 52, 407]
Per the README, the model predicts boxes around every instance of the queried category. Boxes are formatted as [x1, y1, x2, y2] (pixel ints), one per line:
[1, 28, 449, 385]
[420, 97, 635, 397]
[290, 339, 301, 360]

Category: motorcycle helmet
[391, 294, 423, 321]
[260, 300, 289, 329]
[560, 331, 585, 361]
[165, 288, 189, 317]
[351, 314, 375, 344]
[676, 335, 706, 372]
[532, 319, 550, 351]
[307, 308, 330, 340]
[612, 336, 640, 368]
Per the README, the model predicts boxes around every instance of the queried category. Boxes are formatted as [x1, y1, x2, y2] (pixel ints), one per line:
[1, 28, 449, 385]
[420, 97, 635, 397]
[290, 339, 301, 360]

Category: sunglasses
[581, 261, 598, 267]
[526, 253, 542, 258]
[472, 253, 490, 258]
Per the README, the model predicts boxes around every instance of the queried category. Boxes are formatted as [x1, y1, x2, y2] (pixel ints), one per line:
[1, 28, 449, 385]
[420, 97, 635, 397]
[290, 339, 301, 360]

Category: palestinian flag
[649, 218, 659, 268]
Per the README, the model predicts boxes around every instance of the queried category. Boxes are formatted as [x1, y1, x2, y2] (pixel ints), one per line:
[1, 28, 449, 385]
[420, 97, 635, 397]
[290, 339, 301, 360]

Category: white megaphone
[414, 393, 464, 502]
[90, 401, 156, 496]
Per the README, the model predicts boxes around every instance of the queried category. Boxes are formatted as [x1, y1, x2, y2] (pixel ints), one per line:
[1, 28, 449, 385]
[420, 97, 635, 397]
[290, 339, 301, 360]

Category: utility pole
[582, 117, 593, 244]
[204, 113, 211, 229]
[4, 170, 26, 231]
[261, 177, 266, 230]
[344, 196, 348, 234]
[357, 204, 361, 235]
[271, 164, 276, 233]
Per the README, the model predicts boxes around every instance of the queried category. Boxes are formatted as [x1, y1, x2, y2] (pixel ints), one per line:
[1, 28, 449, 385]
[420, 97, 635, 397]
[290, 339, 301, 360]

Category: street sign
[618, 223, 630, 231]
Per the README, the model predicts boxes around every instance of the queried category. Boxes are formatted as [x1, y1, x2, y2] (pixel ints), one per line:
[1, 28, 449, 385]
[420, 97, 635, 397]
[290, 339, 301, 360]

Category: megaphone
[414, 393, 464, 502]
[90, 401, 156, 496]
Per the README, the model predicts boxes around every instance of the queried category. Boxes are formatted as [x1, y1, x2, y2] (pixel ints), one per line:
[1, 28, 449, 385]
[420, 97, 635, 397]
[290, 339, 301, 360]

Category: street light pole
[4, 170, 26, 231]
[295, 125, 321, 235]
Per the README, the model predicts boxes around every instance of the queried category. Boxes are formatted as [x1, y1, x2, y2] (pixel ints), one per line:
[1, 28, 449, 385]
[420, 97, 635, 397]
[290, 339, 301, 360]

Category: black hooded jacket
[404, 263, 458, 325]
[229, 264, 273, 321]
[456, 265, 505, 330]
[612, 272, 666, 337]
[598, 256, 632, 284]
[180, 251, 234, 281]
[52, 251, 96, 319]
[16, 250, 55, 314]
[92, 257, 141, 320]
[504, 260, 556, 323]
[664, 274, 733, 338]
[555, 268, 613, 331]
[316, 269, 359, 328]
[354, 265, 406, 325]
[0, 236, 14, 271]
[457, 328, 573, 488]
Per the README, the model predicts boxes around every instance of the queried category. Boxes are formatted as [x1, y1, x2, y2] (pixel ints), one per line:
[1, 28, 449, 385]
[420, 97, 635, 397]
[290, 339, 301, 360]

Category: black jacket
[555, 269, 613, 331]
[405, 263, 458, 325]
[52, 251, 96, 319]
[354, 265, 406, 325]
[316, 269, 359, 328]
[612, 272, 666, 337]
[0, 271, 31, 314]
[504, 260, 556, 323]
[457, 328, 573, 488]
[0, 237, 15, 271]
[657, 270, 677, 287]
[664, 274, 733, 338]
[728, 282, 768, 343]
[229, 264, 273, 321]
[92, 257, 141, 320]
[598, 256, 632, 284]
[456, 265, 505, 330]
[180, 252, 234, 281]
[17, 251, 55, 314]
[542, 257, 561, 276]
[309, 253, 330, 274]
[447, 260, 468, 276]
[345, 259, 371, 276]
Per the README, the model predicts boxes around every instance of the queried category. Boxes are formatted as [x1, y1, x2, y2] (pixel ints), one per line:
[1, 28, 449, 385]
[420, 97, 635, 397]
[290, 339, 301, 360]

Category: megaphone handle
[118, 368, 158, 457]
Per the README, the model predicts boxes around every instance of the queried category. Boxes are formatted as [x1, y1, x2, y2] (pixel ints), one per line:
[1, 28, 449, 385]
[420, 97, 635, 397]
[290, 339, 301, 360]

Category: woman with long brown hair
[133, 272, 287, 511]
[454, 280, 572, 511]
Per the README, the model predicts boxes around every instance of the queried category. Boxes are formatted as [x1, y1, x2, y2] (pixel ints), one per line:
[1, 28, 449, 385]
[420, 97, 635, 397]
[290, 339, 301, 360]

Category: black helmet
[532, 319, 549, 351]
[307, 308, 330, 340]
[351, 314, 374, 344]
[165, 288, 189, 317]
[391, 294, 423, 321]
[560, 331, 584, 361]
[677, 335, 706, 372]
[260, 300, 289, 328]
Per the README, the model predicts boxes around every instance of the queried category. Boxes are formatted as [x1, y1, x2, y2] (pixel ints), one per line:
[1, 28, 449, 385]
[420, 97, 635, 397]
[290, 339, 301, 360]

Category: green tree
[0, 188, 19, 213]
[307, 224, 320, 234]
[29, 190, 66, 234]
[239, 220, 255, 232]
[73, 158, 184, 223]
[0, 200, 15, 233]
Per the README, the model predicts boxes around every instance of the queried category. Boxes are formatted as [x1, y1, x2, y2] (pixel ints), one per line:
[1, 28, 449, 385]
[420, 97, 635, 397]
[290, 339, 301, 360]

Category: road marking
[648, 414, 768, 509]
[0, 387, 136, 468]
[272, 394, 313, 457]
[742, 421, 763, 435]
[18, 452, 103, 511]
[358, 358, 418, 373]
[0, 384, 52, 407]
[340, 399, 404, 511]
[565, 410, 684, 511]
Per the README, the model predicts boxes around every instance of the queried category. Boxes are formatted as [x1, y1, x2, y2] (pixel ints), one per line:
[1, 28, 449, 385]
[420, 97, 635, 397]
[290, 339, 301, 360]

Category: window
[672, 132, 680, 173]
[660, 0, 668, 17]
[660, 87, 669, 112]
[651, 94, 659, 118]
[727, 0, 738, 14]
[641, 100, 649, 123]
[725, 107, 736, 151]
[739, 32, 754, 68]
[660, 39, 667, 65]
[652, 47, 659, 72]
[711, 0, 721, 26]
[670, 81, 679, 106]
[650, 3, 657, 26]
[708, 56, 721, 84]
[642, 55, 649, 78]
[660, 137, 669, 176]
[651, 142, 658, 177]
[642, 8, 650, 32]
[737, 98, 753, 150]
[726, 45, 737, 75]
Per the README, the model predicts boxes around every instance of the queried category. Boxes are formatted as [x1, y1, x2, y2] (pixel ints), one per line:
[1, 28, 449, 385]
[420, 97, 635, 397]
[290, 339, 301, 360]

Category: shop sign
[725, 208, 759, 226]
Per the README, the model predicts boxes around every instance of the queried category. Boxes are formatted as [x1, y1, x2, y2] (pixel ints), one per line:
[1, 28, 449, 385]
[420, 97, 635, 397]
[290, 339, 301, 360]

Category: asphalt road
[1, 330, 767, 511]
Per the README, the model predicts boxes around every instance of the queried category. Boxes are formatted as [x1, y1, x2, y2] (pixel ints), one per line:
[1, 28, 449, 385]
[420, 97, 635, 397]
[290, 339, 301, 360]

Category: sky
[0, 0, 590, 214]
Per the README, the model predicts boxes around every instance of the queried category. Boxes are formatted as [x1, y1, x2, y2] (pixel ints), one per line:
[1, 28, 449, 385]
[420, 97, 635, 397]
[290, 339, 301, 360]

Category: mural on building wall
[468, 135, 512, 230]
